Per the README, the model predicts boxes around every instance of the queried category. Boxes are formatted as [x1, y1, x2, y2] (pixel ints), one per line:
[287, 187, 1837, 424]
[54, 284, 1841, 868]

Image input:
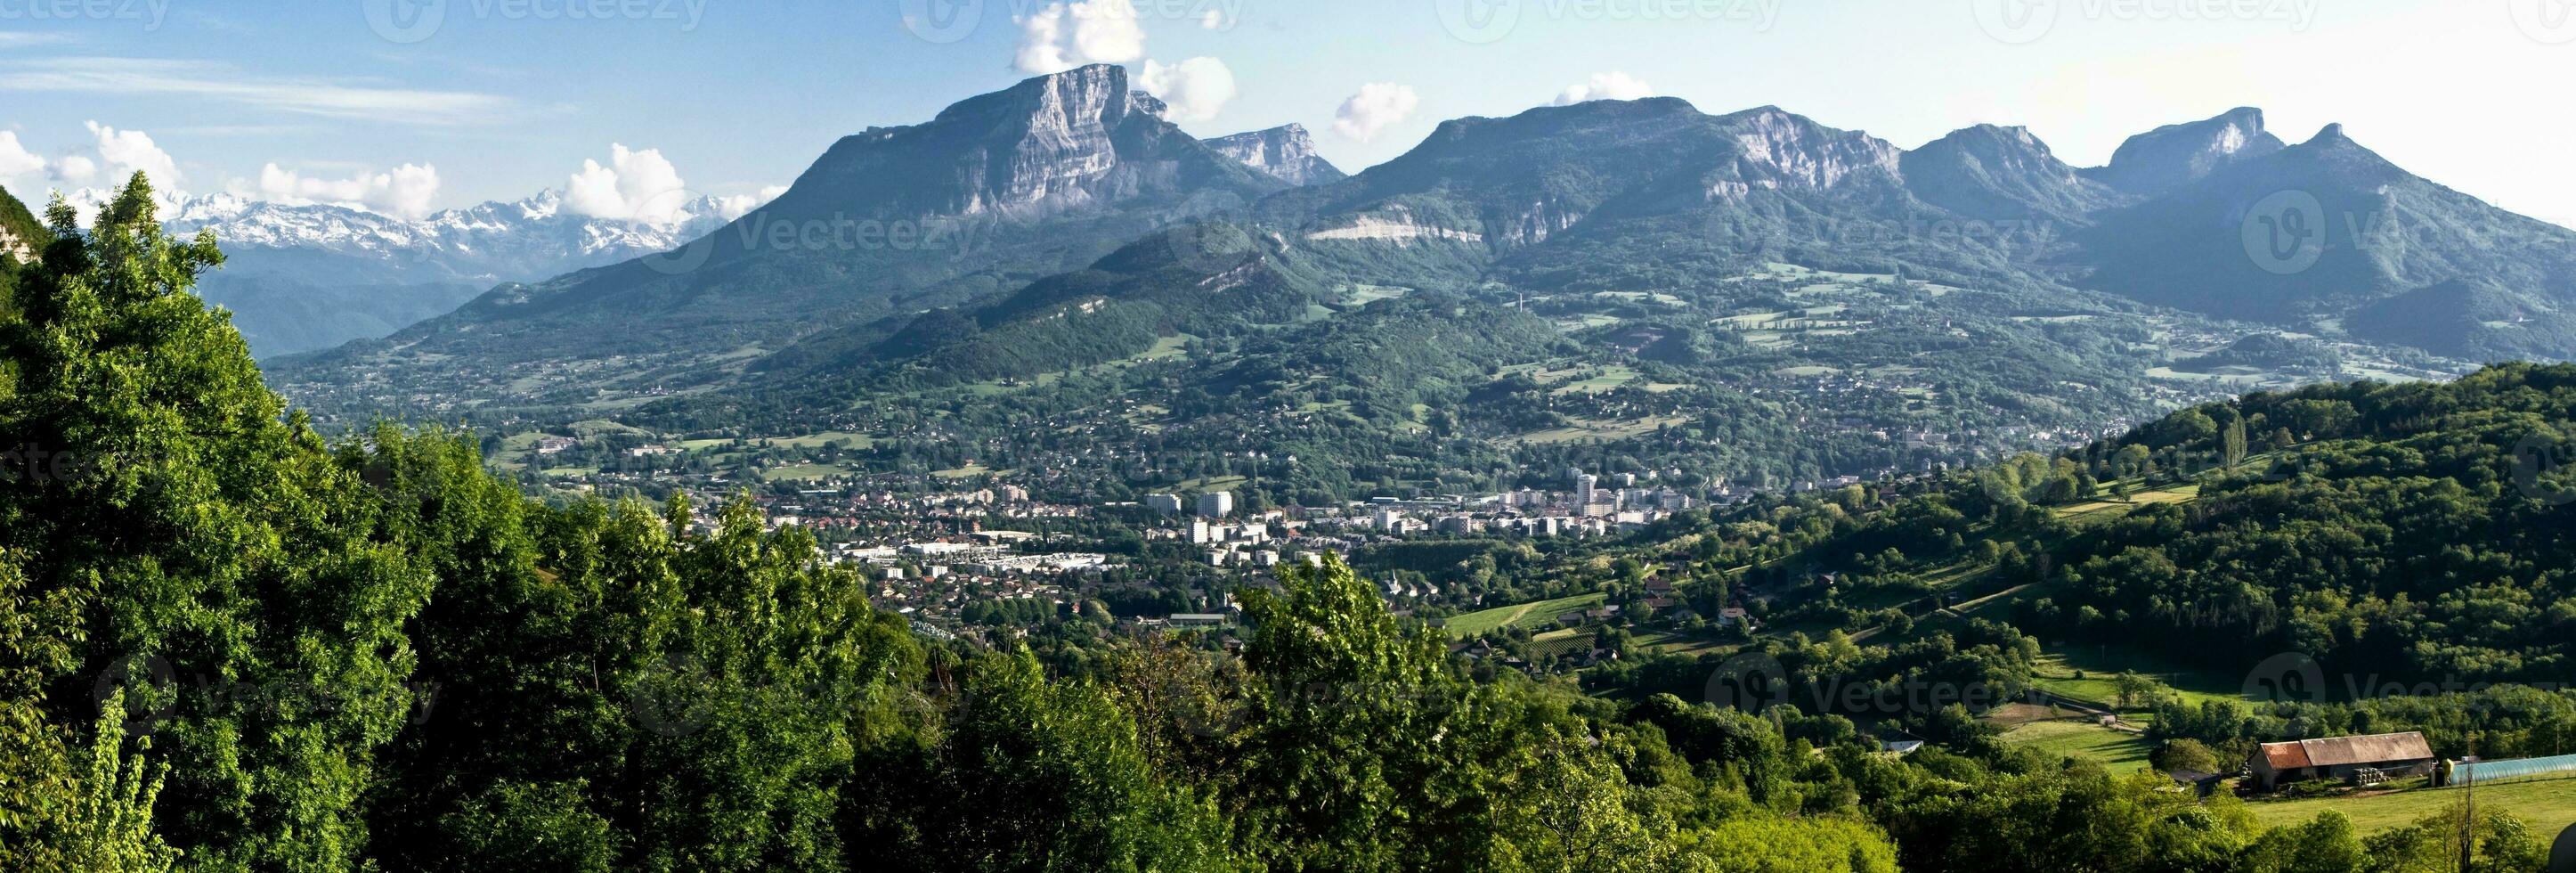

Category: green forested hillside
[0, 185, 33, 306]
[10, 175, 2561, 873]
[0, 184, 41, 253]
[0, 184, 43, 281]
[1544, 362, 2576, 806]
[1624, 362, 2576, 688]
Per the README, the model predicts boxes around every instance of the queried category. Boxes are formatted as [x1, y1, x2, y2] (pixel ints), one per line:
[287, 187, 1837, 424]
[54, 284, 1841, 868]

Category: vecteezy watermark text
[902, 0, 1251, 44]
[1974, 0, 2322, 45]
[367, 0, 711, 44]
[1706, 652, 2010, 717]
[644, 212, 979, 275]
[1435, 0, 1783, 45]
[0, 0, 167, 29]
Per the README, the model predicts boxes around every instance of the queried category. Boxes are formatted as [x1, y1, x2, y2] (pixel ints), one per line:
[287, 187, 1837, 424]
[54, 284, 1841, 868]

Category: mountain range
[259, 67, 2570, 466]
[153, 189, 748, 357]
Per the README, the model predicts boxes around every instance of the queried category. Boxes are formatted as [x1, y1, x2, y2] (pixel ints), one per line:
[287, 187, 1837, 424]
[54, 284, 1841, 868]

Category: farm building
[2249, 731, 2437, 790]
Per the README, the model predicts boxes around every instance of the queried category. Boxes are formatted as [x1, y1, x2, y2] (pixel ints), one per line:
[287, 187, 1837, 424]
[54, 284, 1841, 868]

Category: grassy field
[1524, 627, 1596, 658]
[1628, 629, 1727, 657]
[1998, 720, 2156, 774]
[1174, 475, 1247, 493]
[760, 431, 877, 450]
[2052, 483, 2200, 518]
[1446, 592, 1609, 638]
[1549, 367, 1642, 396]
[1506, 414, 1689, 445]
[2027, 644, 2243, 711]
[2245, 777, 2576, 836]
[1343, 284, 1411, 306]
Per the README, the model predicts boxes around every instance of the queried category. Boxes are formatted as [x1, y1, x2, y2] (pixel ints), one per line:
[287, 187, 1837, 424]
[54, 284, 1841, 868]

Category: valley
[7, 11, 2576, 869]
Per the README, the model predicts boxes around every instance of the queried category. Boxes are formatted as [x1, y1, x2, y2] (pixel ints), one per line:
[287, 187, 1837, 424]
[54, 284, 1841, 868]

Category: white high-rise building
[1574, 474, 1598, 509]
[1147, 494, 1184, 516]
[1197, 491, 1235, 518]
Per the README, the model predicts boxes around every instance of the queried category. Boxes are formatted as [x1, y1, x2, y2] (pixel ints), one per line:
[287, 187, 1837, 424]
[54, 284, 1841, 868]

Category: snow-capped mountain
[163, 189, 741, 285]
[102, 188, 755, 357]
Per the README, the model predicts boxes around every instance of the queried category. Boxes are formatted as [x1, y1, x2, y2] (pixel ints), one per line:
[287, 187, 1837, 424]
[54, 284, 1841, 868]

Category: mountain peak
[1923, 123, 2052, 154]
[932, 62, 1138, 127]
[779, 61, 1280, 224]
[1904, 121, 2117, 221]
[2086, 107, 2286, 195]
[1204, 124, 1348, 186]
[1129, 90, 1168, 118]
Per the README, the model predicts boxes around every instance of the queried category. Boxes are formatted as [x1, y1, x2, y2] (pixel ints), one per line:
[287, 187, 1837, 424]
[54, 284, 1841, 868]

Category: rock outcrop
[1204, 125, 1349, 186]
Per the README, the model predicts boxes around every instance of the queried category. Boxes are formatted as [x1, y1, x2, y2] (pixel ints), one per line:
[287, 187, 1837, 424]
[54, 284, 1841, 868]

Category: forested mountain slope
[0, 183, 41, 265]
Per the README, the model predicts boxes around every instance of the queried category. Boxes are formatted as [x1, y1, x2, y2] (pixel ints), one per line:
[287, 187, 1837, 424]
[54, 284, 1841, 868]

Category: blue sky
[4, 1, 2574, 226]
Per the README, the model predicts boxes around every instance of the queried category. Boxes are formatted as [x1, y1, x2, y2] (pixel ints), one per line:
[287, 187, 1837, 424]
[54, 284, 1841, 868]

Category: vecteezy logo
[1972, 0, 2058, 45]
[2512, 431, 2576, 506]
[2241, 653, 2328, 705]
[92, 654, 181, 738]
[638, 188, 717, 276]
[2512, 0, 2576, 45]
[366, 0, 447, 44]
[1160, 191, 1255, 276]
[901, 0, 984, 44]
[1704, 652, 1793, 714]
[630, 654, 714, 738]
[1435, 0, 1522, 45]
[2242, 190, 2327, 275]
[1162, 221, 1251, 277]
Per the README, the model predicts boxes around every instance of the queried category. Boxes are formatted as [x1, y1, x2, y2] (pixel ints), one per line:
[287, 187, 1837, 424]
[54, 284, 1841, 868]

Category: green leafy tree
[0, 175, 435, 870]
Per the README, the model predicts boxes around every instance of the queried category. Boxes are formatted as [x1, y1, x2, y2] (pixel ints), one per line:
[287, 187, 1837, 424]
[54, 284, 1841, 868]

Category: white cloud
[0, 58, 512, 127]
[714, 185, 789, 221]
[1332, 83, 1419, 143]
[1139, 57, 1236, 123]
[1199, 10, 1229, 29]
[256, 162, 443, 220]
[84, 121, 180, 189]
[564, 143, 692, 224]
[1554, 71, 1654, 106]
[1013, 0, 1147, 75]
[53, 156, 96, 186]
[0, 131, 45, 180]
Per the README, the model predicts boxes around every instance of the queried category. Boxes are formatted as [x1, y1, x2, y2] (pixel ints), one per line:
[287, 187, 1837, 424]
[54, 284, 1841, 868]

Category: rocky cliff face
[1204, 125, 1349, 186]
[2083, 107, 2285, 195]
[778, 64, 1278, 225]
[1713, 107, 1905, 192]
